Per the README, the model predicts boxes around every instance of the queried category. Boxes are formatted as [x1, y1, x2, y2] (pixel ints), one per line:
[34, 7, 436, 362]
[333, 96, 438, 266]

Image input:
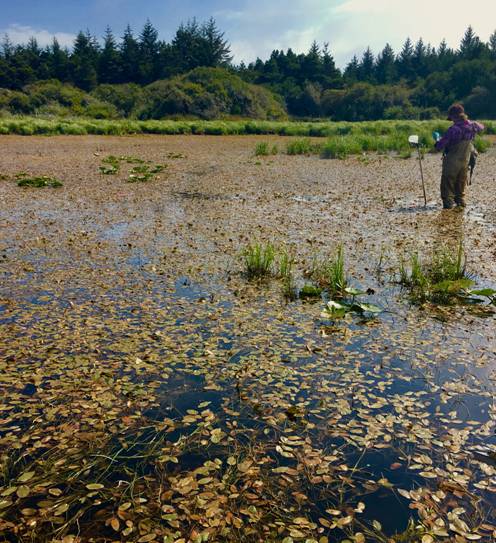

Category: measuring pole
[417, 145, 427, 207]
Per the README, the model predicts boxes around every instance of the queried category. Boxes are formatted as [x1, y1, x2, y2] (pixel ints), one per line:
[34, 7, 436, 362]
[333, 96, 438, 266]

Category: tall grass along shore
[0, 117, 492, 158]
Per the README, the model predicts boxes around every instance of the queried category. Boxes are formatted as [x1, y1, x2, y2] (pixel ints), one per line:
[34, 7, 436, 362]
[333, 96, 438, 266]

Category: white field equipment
[409, 134, 427, 207]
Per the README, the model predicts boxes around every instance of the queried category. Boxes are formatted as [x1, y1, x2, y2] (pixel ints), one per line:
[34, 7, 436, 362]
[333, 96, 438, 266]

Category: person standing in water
[435, 103, 484, 209]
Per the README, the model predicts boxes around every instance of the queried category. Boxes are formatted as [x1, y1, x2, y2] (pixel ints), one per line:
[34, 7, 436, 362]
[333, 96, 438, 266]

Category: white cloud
[216, 0, 496, 67]
[330, 0, 496, 66]
[1, 24, 76, 48]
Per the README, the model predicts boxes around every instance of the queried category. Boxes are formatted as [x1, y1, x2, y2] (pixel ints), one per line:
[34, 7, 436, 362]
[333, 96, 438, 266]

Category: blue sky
[1, 0, 495, 67]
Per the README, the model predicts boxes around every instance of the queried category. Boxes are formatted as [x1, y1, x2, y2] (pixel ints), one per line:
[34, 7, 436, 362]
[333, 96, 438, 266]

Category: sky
[0, 0, 495, 67]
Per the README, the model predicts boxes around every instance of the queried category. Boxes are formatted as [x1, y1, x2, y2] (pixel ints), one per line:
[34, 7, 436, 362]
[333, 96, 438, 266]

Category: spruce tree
[1, 35, 14, 59]
[171, 19, 201, 73]
[138, 19, 159, 84]
[489, 30, 496, 58]
[98, 26, 121, 84]
[358, 47, 375, 82]
[344, 55, 360, 81]
[412, 38, 427, 79]
[50, 38, 70, 81]
[199, 18, 232, 67]
[301, 41, 322, 81]
[397, 38, 414, 81]
[459, 26, 482, 59]
[321, 43, 340, 85]
[71, 30, 99, 90]
[375, 43, 396, 84]
[120, 25, 140, 83]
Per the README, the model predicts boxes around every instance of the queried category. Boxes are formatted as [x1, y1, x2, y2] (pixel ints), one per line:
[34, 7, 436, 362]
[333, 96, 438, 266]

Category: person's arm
[435, 125, 458, 151]
[473, 121, 484, 133]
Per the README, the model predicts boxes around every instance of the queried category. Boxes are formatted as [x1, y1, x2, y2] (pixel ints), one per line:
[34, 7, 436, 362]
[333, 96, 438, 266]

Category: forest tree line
[1, 19, 496, 120]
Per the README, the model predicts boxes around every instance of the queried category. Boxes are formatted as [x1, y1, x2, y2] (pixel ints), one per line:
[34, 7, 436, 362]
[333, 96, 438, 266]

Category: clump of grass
[282, 274, 297, 300]
[255, 142, 269, 156]
[277, 249, 297, 299]
[16, 172, 62, 188]
[474, 136, 490, 153]
[242, 242, 275, 279]
[277, 249, 294, 279]
[286, 138, 320, 155]
[320, 138, 362, 159]
[398, 242, 473, 305]
[311, 245, 347, 297]
[255, 142, 278, 156]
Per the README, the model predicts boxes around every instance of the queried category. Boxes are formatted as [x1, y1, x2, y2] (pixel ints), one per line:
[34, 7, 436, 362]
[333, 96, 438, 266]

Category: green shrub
[91, 84, 143, 117]
[135, 68, 287, 121]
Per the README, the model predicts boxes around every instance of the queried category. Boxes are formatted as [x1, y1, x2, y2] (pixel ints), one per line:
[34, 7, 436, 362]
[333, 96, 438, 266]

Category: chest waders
[440, 140, 472, 208]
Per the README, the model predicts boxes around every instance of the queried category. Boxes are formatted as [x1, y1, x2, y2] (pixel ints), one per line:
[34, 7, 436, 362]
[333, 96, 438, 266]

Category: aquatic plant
[99, 155, 166, 181]
[128, 164, 167, 182]
[99, 155, 120, 175]
[321, 286, 382, 319]
[15, 173, 63, 188]
[311, 244, 348, 297]
[299, 284, 322, 298]
[397, 242, 489, 305]
[242, 242, 275, 279]
[277, 248, 294, 280]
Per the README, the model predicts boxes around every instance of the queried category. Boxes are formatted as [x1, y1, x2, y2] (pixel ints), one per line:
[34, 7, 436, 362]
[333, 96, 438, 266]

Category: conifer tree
[397, 38, 414, 80]
[199, 18, 232, 67]
[344, 55, 360, 81]
[71, 30, 99, 90]
[171, 19, 201, 73]
[301, 41, 322, 81]
[321, 43, 340, 85]
[358, 47, 375, 82]
[375, 43, 396, 84]
[459, 26, 482, 59]
[50, 38, 70, 81]
[120, 25, 140, 83]
[488, 30, 496, 58]
[138, 19, 159, 84]
[98, 26, 121, 83]
[412, 38, 427, 78]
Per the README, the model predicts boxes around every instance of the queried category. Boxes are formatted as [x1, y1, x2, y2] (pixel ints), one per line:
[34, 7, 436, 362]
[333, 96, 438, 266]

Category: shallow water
[1, 135, 495, 542]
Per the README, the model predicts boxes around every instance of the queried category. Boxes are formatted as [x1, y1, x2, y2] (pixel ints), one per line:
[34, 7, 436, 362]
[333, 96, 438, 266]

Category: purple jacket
[435, 119, 484, 152]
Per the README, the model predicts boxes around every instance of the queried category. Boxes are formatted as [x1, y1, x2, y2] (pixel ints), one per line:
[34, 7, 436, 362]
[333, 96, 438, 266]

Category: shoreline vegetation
[0, 117, 492, 158]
